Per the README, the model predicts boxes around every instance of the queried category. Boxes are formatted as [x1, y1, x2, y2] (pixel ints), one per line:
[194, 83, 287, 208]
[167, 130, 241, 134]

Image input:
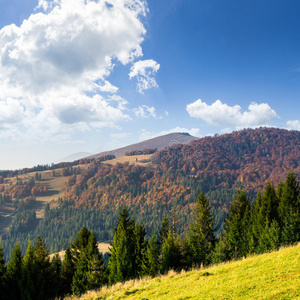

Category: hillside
[87, 132, 197, 159]
[68, 243, 300, 300]
[1, 127, 300, 257]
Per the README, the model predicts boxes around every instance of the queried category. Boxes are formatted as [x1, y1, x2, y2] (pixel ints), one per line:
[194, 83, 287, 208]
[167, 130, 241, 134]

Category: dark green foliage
[142, 234, 160, 277]
[61, 247, 75, 296]
[160, 230, 182, 274]
[6, 243, 23, 300]
[108, 208, 136, 285]
[50, 254, 62, 298]
[0, 243, 6, 299]
[222, 190, 251, 260]
[71, 253, 89, 296]
[158, 214, 169, 249]
[184, 192, 216, 268]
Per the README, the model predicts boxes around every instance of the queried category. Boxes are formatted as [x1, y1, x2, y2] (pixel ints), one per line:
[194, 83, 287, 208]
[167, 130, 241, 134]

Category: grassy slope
[71, 244, 300, 300]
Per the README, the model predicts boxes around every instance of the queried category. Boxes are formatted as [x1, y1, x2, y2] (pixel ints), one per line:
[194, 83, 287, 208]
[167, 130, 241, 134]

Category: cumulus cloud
[134, 105, 157, 118]
[286, 120, 300, 131]
[186, 99, 278, 128]
[129, 59, 160, 93]
[139, 127, 201, 141]
[0, 0, 149, 141]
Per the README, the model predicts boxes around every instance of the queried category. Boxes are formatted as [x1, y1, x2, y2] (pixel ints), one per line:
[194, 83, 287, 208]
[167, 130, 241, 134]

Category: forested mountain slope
[1, 127, 300, 257]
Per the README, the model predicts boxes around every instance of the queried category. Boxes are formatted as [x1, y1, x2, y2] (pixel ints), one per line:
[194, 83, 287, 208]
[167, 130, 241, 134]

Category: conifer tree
[0, 243, 7, 300]
[222, 190, 251, 260]
[134, 224, 147, 277]
[71, 253, 89, 296]
[278, 171, 300, 244]
[34, 235, 52, 299]
[160, 229, 182, 274]
[185, 192, 215, 268]
[86, 231, 107, 290]
[6, 243, 23, 300]
[50, 254, 62, 298]
[142, 234, 160, 277]
[22, 240, 38, 300]
[61, 247, 75, 296]
[108, 208, 136, 285]
[158, 214, 169, 249]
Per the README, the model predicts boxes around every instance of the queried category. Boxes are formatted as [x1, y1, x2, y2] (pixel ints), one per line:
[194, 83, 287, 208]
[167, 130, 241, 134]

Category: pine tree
[134, 224, 147, 278]
[185, 192, 216, 268]
[61, 247, 75, 296]
[86, 232, 107, 290]
[71, 253, 89, 296]
[223, 190, 251, 260]
[278, 171, 300, 245]
[71, 227, 91, 263]
[6, 243, 23, 300]
[142, 234, 160, 277]
[0, 243, 7, 300]
[22, 240, 38, 300]
[50, 254, 62, 298]
[34, 235, 52, 299]
[160, 230, 182, 274]
[108, 208, 136, 285]
[158, 214, 169, 249]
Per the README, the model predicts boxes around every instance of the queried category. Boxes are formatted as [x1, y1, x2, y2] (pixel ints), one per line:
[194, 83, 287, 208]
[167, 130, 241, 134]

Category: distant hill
[73, 243, 300, 300]
[1, 127, 300, 257]
[86, 132, 198, 159]
[56, 152, 93, 163]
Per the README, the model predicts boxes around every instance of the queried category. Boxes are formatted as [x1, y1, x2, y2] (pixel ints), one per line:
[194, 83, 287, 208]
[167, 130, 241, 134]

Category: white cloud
[129, 59, 160, 93]
[286, 120, 300, 131]
[134, 105, 157, 118]
[139, 127, 201, 141]
[186, 99, 278, 128]
[0, 0, 149, 141]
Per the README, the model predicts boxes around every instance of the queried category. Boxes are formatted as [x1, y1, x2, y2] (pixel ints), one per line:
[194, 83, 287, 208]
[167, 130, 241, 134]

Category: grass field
[68, 243, 300, 300]
[102, 154, 154, 166]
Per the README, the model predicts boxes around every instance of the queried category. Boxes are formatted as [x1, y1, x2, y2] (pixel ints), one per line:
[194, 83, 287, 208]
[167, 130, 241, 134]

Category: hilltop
[87, 132, 197, 159]
[67, 243, 300, 300]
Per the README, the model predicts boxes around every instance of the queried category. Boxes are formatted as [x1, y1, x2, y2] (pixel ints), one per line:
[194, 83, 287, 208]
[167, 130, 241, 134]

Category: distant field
[0, 164, 90, 233]
[69, 243, 300, 300]
[50, 242, 110, 260]
[103, 154, 154, 166]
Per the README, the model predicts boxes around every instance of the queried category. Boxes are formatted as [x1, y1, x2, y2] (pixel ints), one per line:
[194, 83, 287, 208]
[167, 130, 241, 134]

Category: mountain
[75, 243, 300, 300]
[86, 132, 198, 159]
[1, 127, 300, 257]
[56, 152, 93, 163]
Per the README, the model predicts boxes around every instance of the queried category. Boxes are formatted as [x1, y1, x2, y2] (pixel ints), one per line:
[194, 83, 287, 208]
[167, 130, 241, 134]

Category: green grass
[69, 243, 300, 300]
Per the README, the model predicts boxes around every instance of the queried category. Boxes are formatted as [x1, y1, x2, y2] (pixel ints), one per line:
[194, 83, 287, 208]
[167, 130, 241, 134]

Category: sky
[0, 0, 300, 170]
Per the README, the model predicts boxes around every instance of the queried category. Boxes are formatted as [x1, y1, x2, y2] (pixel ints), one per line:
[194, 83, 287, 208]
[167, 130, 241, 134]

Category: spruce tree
[134, 224, 147, 278]
[142, 234, 160, 277]
[158, 214, 169, 249]
[50, 254, 62, 298]
[22, 240, 38, 300]
[86, 232, 107, 290]
[185, 192, 216, 268]
[71, 253, 89, 296]
[61, 247, 75, 296]
[278, 171, 300, 245]
[160, 229, 182, 274]
[6, 243, 23, 300]
[108, 208, 136, 285]
[222, 190, 251, 260]
[34, 236, 52, 299]
[0, 243, 7, 300]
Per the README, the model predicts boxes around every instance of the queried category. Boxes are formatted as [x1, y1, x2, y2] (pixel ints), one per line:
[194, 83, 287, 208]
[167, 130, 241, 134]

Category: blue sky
[0, 0, 300, 169]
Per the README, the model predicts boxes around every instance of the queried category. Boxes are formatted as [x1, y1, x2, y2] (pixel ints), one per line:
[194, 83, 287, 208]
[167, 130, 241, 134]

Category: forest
[0, 171, 299, 299]
[1, 127, 300, 257]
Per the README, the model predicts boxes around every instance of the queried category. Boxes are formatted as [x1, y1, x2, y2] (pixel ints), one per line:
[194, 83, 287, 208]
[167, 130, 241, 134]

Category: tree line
[0, 171, 300, 299]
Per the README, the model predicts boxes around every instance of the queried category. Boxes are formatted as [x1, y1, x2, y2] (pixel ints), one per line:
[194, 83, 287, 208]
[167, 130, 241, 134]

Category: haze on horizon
[0, 0, 300, 170]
